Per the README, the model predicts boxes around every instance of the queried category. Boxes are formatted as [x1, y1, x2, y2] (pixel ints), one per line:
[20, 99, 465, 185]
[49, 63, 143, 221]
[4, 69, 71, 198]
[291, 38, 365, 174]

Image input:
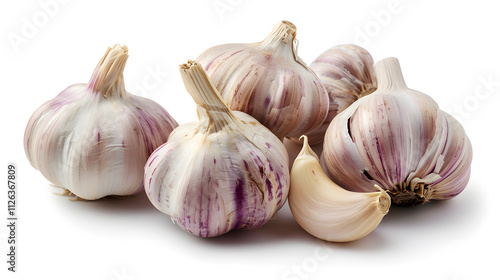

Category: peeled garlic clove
[289, 136, 390, 242]
[24, 45, 178, 200]
[144, 61, 290, 237]
[321, 57, 473, 206]
[197, 20, 329, 139]
[291, 44, 376, 145]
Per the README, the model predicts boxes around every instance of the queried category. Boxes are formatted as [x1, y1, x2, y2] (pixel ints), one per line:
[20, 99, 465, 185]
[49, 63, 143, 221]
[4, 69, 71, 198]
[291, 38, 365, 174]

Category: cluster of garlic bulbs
[24, 45, 178, 200]
[24, 20, 473, 243]
[287, 58, 472, 242]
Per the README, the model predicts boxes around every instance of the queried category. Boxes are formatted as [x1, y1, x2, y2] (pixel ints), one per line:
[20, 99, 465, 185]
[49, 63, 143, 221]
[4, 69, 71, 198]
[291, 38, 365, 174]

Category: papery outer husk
[291, 44, 376, 145]
[196, 20, 329, 139]
[320, 57, 473, 206]
[144, 61, 290, 237]
[24, 45, 178, 200]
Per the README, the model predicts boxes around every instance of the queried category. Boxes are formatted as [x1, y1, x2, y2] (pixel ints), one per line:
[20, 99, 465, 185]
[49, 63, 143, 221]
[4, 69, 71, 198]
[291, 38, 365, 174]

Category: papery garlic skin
[321, 57, 473, 206]
[295, 44, 376, 145]
[24, 45, 178, 200]
[144, 61, 289, 237]
[289, 136, 390, 242]
[197, 20, 329, 139]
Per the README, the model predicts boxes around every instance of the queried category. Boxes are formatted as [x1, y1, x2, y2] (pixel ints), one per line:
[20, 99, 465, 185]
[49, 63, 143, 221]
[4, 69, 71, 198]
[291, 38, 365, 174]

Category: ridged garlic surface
[289, 136, 390, 242]
[197, 20, 329, 139]
[144, 61, 289, 237]
[24, 45, 178, 200]
[321, 57, 473, 206]
[295, 44, 376, 145]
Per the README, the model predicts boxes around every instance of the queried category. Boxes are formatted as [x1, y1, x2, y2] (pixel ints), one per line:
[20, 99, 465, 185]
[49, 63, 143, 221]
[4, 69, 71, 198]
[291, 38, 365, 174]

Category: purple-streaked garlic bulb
[24, 45, 178, 200]
[321, 57, 472, 206]
[196, 20, 329, 140]
[144, 61, 289, 237]
[292, 44, 376, 145]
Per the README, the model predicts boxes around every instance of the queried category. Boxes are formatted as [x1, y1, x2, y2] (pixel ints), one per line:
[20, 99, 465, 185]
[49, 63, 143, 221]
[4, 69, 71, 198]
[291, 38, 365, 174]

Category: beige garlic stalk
[24, 45, 178, 200]
[321, 57, 473, 206]
[144, 61, 289, 237]
[289, 136, 390, 242]
[197, 20, 329, 139]
[292, 44, 376, 145]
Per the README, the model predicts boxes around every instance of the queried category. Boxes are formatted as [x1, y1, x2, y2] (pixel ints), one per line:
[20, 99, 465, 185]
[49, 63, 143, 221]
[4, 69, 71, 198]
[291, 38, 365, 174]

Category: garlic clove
[197, 20, 329, 139]
[144, 60, 290, 237]
[290, 44, 377, 145]
[289, 136, 390, 242]
[24, 45, 178, 200]
[321, 57, 473, 206]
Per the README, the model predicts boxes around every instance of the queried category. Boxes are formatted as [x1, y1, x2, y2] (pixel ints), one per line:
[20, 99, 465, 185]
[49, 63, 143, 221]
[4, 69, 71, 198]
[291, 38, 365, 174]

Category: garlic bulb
[289, 136, 390, 242]
[292, 44, 376, 145]
[321, 57, 473, 206]
[24, 45, 178, 200]
[144, 61, 290, 237]
[196, 20, 329, 139]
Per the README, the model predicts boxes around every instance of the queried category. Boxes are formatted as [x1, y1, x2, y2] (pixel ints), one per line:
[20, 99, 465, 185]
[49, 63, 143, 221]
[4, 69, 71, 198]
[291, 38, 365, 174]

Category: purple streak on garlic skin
[145, 120, 289, 237]
[144, 61, 289, 237]
[197, 21, 329, 139]
[321, 57, 472, 206]
[295, 44, 376, 145]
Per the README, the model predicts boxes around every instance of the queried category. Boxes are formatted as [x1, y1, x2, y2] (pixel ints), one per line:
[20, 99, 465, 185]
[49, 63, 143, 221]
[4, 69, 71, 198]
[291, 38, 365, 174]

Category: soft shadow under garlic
[50, 184, 158, 213]
[199, 203, 312, 247]
[383, 185, 481, 229]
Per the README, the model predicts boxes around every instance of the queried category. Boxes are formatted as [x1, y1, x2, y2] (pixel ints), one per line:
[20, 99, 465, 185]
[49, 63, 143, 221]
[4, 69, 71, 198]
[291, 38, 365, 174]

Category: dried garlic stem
[88, 44, 129, 98]
[374, 57, 407, 91]
[179, 60, 239, 132]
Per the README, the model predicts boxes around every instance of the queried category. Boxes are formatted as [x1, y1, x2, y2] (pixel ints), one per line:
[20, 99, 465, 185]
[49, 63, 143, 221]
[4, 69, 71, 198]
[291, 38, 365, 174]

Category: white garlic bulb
[289, 136, 390, 242]
[144, 61, 289, 237]
[293, 44, 376, 145]
[321, 57, 473, 206]
[24, 45, 178, 200]
[197, 20, 329, 139]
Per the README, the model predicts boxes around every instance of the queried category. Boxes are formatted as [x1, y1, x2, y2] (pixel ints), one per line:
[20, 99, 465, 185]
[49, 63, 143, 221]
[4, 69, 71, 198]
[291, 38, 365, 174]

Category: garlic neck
[374, 57, 408, 92]
[88, 44, 128, 98]
[180, 61, 239, 132]
[259, 20, 307, 68]
[260, 20, 297, 47]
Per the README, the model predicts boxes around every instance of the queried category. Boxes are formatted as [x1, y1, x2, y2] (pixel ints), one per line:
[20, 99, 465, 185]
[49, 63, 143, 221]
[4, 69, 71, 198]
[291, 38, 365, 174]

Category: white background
[1, 0, 499, 279]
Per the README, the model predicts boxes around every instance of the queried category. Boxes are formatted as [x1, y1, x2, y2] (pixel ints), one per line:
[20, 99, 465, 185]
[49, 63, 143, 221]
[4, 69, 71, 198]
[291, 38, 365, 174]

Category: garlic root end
[374, 184, 391, 214]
